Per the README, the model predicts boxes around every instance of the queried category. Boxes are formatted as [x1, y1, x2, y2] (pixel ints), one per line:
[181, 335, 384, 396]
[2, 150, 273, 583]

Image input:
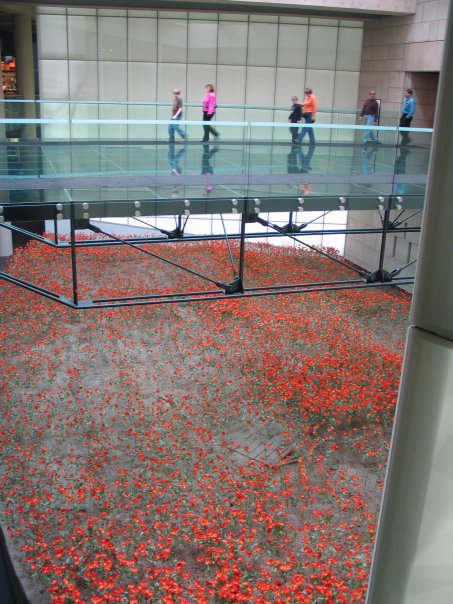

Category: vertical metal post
[69, 201, 79, 306]
[237, 199, 248, 287]
[377, 206, 390, 277]
[53, 217, 59, 245]
[366, 6, 453, 604]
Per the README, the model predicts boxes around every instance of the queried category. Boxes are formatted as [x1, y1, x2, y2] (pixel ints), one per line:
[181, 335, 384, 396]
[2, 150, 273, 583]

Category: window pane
[307, 25, 338, 70]
[128, 18, 157, 62]
[158, 19, 188, 62]
[247, 23, 278, 67]
[188, 20, 218, 64]
[68, 16, 97, 61]
[98, 17, 127, 61]
[37, 15, 67, 60]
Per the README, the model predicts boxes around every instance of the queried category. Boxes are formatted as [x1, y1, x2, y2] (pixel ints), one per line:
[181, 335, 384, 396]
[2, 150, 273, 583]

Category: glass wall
[36, 7, 363, 137]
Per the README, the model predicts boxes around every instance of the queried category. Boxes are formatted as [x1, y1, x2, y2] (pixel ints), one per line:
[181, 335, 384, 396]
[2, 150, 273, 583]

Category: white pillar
[366, 5, 453, 604]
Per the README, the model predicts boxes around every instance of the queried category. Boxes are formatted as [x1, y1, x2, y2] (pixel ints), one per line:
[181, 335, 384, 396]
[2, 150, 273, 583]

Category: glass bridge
[0, 105, 432, 308]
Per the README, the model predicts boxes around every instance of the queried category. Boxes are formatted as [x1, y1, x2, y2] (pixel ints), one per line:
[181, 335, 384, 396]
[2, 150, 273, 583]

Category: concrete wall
[358, 0, 449, 127]
[345, 0, 449, 289]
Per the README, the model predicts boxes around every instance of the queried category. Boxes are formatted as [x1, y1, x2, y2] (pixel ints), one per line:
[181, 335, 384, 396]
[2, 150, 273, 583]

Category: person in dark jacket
[359, 90, 381, 145]
[289, 96, 302, 142]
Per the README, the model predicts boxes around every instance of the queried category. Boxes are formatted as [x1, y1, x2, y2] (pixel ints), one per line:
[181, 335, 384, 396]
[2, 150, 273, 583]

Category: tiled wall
[348, 0, 449, 289]
[36, 7, 363, 114]
[358, 0, 449, 127]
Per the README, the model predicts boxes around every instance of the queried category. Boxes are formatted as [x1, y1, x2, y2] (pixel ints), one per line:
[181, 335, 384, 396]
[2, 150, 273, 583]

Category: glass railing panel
[127, 103, 158, 140]
[391, 129, 432, 200]
[69, 102, 100, 139]
[0, 109, 432, 232]
[97, 102, 128, 139]
[214, 108, 246, 133]
[37, 102, 70, 139]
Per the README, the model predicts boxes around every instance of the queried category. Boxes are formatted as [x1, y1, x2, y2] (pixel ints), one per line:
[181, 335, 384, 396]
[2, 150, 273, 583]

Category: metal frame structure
[0, 188, 422, 309]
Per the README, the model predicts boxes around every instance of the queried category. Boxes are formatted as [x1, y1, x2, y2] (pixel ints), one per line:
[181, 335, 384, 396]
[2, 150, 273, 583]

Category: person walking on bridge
[297, 88, 317, 145]
[359, 90, 381, 145]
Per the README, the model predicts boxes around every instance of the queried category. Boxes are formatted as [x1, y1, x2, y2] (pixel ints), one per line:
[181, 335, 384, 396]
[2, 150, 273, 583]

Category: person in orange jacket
[298, 88, 318, 145]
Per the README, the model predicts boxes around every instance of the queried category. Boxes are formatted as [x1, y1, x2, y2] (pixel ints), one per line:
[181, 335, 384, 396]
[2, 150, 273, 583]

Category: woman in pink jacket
[202, 84, 219, 142]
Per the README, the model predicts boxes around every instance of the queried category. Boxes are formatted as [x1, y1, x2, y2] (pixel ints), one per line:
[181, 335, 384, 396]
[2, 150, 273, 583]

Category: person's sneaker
[172, 168, 181, 176]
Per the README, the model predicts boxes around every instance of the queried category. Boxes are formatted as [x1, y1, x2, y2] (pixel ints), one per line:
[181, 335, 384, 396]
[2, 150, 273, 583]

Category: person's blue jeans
[298, 113, 315, 144]
[363, 114, 379, 143]
[168, 115, 187, 142]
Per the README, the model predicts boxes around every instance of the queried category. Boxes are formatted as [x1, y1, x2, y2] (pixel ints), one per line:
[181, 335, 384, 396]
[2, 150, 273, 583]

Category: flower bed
[0, 238, 411, 603]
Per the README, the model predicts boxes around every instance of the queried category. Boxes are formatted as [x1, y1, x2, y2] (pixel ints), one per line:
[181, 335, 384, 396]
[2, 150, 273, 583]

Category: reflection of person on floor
[361, 145, 378, 187]
[395, 146, 411, 195]
[168, 142, 187, 176]
[287, 142, 315, 194]
[287, 142, 315, 173]
[201, 143, 219, 195]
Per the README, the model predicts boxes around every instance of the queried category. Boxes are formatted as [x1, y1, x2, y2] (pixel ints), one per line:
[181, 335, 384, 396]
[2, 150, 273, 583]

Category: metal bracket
[223, 277, 244, 295]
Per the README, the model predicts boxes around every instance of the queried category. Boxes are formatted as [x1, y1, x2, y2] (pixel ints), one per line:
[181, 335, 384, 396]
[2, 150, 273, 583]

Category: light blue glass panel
[219, 14, 248, 21]
[247, 22, 278, 67]
[128, 18, 158, 62]
[37, 15, 68, 60]
[39, 60, 69, 100]
[68, 16, 97, 61]
[246, 67, 276, 105]
[68, 8, 96, 15]
[188, 20, 218, 64]
[99, 103, 128, 121]
[274, 68, 306, 106]
[127, 104, 158, 140]
[36, 7, 65, 14]
[249, 118, 274, 141]
[38, 102, 70, 139]
[97, 119, 127, 141]
[309, 18, 339, 26]
[158, 11, 188, 19]
[69, 61, 98, 100]
[307, 25, 338, 70]
[128, 10, 157, 18]
[280, 16, 309, 25]
[277, 24, 308, 68]
[218, 21, 248, 65]
[98, 17, 127, 61]
[128, 63, 157, 102]
[188, 12, 217, 20]
[334, 71, 360, 110]
[70, 102, 99, 139]
[217, 107, 246, 123]
[156, 104, 172, 140]
[98, 9, 127, 16]
[217, 65, 246, 104]
[157, 63, 187, 103]
[184, 104, 201, 122]
[99, 62, 127, 101]
[158, 19, 188, 63]
[305, 68, 335, 110]
[187, 64, 217, 105]
[336, 27, 363, 71]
